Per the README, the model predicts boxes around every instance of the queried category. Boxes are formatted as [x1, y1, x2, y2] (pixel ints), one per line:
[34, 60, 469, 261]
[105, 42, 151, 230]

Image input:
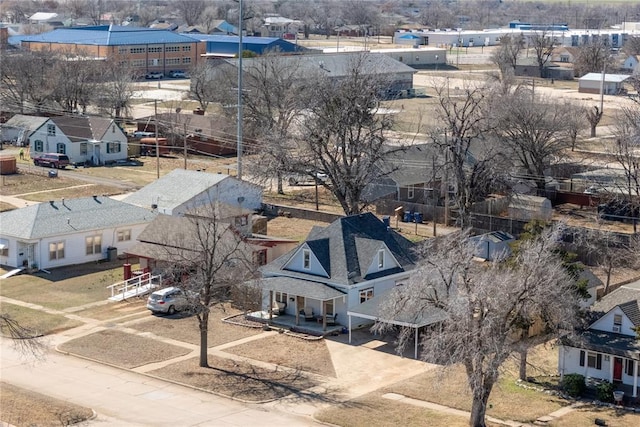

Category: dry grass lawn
[129, 305, 264, 347]
[224, 333, 337, 377]
[0, 382, 93, 427]
[75, 298, 149, 322]
[148, 355, 320, 403]
[548, 404, 640, 427]
[1, 302, 82, 336]
[58, 329, 191, 368]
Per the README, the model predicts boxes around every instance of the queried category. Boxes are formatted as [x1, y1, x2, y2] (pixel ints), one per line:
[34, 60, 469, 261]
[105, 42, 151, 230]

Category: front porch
[246, 311, 345, 337]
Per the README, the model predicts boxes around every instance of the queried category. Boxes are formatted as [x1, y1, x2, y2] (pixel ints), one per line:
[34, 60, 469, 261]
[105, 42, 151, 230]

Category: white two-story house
[559, 279, 640, 398]
[257, 213, 417, 333]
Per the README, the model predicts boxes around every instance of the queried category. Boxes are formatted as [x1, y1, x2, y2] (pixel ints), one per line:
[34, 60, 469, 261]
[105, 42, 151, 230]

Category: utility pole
[432, 153, 437, 237]
[237, 0, 244, 180]
[599, 62, 606, 114]
[444, 131, 449, 227]
[154, 99, 159, 179]
[183, 122, 187, 170]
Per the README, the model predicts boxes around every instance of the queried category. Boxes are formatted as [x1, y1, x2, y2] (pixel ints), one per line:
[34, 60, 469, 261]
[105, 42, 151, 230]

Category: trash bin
[106, 246, 117, 262]
[414, 212, 423, 223]
[48, 169, 58, 178]
[382, 216, 390, 227]
[403, 211, 412, 222]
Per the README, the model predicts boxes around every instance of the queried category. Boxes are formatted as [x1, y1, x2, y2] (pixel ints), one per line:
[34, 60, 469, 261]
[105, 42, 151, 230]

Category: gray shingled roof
[2, 114, 48, 134]
[562, 329, 640, 360]
[258, 277, 346, 301]
[122, 169, 229, 212]
[262, 212, 417, 286]
[591, 279, 640, 326]
[1, 196, 157, 240]
[50, 116, 116, 142]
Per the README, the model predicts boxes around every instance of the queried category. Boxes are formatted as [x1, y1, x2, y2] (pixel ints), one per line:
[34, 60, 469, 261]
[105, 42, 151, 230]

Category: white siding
[590, 308, 636, 336]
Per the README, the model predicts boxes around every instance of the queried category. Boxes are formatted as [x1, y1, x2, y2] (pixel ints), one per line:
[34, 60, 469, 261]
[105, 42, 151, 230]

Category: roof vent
[151, 204, 158, 210]
[92, 195, 98, 200]
[49, 200, 54, 206]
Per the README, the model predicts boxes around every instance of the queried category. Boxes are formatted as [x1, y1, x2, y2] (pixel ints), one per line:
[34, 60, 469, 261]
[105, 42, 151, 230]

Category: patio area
[246, 311, 345, 337]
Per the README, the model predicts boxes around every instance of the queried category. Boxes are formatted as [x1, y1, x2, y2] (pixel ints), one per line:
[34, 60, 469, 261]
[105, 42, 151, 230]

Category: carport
[347, 291, 447, 359]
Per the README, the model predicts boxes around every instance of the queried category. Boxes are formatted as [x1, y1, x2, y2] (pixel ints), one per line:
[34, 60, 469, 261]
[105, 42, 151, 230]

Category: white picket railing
[107, 272, 162, 301]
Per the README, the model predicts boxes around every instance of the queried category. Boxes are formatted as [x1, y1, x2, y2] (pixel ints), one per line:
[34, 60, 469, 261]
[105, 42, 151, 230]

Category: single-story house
[2, 114, 128, 165]
[621, 55, 640, 73]
[559, 279, 640, 398]
[256, 212, 417, 333]
[578, 73, 630, 95]
[121, 169, 263, 215]
[0, 196, 157, 270]
[125, 208, 297, 276]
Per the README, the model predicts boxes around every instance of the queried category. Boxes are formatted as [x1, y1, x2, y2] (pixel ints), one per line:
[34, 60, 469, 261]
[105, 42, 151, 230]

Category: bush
[562, 373, 586, 397]
[596, 381, 615, 403]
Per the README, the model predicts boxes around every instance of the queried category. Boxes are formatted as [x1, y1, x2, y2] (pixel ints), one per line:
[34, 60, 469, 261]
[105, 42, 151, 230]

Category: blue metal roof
[187, 34, 308, 55]
[11, 25, 198, 46]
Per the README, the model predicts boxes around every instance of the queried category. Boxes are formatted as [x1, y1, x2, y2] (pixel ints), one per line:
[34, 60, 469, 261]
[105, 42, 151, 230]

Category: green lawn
[0, 261, 127, 310]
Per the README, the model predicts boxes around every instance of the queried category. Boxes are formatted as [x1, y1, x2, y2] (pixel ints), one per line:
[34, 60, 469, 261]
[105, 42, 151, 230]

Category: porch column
[634, 360, 638, 398]
[322, 300, 327, 331]
[558, 346, 564, 380]
[295, 295, 303, 326]
[414, 327, 418, 359]
[348, 315, 352, 344]
[609, 354, 614, 382]
[268, 290, 273, 324]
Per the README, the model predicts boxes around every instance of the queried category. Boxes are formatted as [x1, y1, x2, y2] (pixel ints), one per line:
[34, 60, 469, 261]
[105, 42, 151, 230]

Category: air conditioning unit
[612, 325, 621, 333]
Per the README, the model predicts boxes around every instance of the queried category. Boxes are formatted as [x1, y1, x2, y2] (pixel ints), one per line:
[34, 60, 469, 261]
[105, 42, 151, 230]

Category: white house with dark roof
[559, 279, 640, 398]
[0, 196, 157, 270]
[121, 169, 262, 215]
[3, 114, 128, 165]
[257, 212, 417, 333]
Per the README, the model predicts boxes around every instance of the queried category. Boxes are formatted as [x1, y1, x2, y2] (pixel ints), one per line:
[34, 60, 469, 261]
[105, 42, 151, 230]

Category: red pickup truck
[33, 153, 71, 169]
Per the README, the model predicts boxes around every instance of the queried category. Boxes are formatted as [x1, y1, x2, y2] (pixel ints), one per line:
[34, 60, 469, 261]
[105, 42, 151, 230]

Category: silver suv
[146, 287, 190, 315]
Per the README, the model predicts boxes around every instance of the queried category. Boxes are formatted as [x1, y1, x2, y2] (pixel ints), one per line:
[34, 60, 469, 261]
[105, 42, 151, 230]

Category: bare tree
[189, 61, 228, 112]
[494, 87, 573, 190]
[1, 313, 45, 359]
[242, 54, 306, 194]
[433, 82, 503, 228]
[565, 103, 587, 151]
[176, 0, 206, 26]
[573, 38, 614, 77]
[529, 31, 556, 78]
[153, 204, 256, 368]
[586, 105, 603, 138]
[374, 226, 579, 427]
[490, 34, 524, 82]
[610, 105, 640, 232]
[51, 49, 98, 114]
[95, 57, 136, 119]
[0, 51, 56, 114]
[295, 53, 401, 215]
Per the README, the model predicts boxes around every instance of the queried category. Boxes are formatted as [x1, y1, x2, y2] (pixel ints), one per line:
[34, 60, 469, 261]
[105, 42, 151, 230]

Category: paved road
[0, 337, 316, 426]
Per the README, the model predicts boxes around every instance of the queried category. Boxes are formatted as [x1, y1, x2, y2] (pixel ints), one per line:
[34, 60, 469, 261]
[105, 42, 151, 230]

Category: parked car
[145, 71, 164, 80]
[146, 286, 190, 315]
[168, 70, 187, 78]
[33, 153, 70, 169]
[132, 131, 154, 139]
[597, 200, 640, 222]
[287, 171, 328, 186]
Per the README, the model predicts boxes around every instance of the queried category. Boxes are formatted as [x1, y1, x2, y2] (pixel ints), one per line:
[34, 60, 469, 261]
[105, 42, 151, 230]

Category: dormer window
[377, 249, 384, 269]
[303, 249, 310, 269]
[613, 314, 622, 333]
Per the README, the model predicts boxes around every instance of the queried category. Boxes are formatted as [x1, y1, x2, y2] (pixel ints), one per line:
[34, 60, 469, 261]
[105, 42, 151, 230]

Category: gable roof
[122, 169, 251, 213]
[2, 115, 49, 134]
[49, 116, 118, 142]
[262, 212, 417, 286]
[0, 196, 157, 240]
[591, 279, 640, 326]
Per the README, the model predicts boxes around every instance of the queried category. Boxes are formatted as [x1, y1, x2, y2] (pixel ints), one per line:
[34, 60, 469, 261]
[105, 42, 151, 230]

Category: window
[359, 288, 374, 303]
[253, 250, 267, 266]
[106, 142, 121, 153]
[131, 59, 145, 67]
[165, 58, 180, 65]
[182, 45, 191, 52]
[407, 185, 415, 199]
[580, 351, 602, 370]
[47, 124, 56, 136]
[165, 46, 180, 52]
[613, 314, 622, 332]
[235, 215, 248, 227]
[398, 56, 403, 62]
[0, 240, 8, 257]
[130, 47, 146, 54]
[34, 140, 44, 152]
[56, 143, 66, 154]
[118, 47, 127, 54]
[182, 57, 191, 64]
[377, 249, 384, 269]
[49, 241, 65, 260]
[85, 235, 102, 255]
[275, 292, 287, 303]
[625, 359, 635, 376]
[148, 46, 163, 53]
[80, 142, 88, 155]
[303, 249, 310, 269]
[117, 229, 131, 242]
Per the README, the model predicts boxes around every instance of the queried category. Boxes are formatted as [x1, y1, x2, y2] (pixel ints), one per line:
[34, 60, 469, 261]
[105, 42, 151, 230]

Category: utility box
[106, 246, 117, 262]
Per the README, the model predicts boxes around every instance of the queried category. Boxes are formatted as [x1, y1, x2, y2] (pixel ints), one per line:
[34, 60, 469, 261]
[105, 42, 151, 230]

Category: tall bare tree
[433, 82, 503, 227]
[176, 0, 207, 26]
[490, 33, 524, 82]
[0, 51, 56, 114]
[573, 38, 614, 77]
[494, 87, 573, 190]
[611, 105, 640, 232]
[152, 204, 255, 368]
[295, 53, 400, 215]
[529, 31, 556, 78]
[586, 105, 603, 138]
[95, 56, 136, 119]
[374, 226, 579, 427]
[51, 49, 98, 114]
[189, 61, 227, 112]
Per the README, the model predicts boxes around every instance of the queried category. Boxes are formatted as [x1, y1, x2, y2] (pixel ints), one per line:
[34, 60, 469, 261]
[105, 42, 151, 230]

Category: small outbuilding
[508, 194, 552, 221]
[578, 73, 630, 95]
